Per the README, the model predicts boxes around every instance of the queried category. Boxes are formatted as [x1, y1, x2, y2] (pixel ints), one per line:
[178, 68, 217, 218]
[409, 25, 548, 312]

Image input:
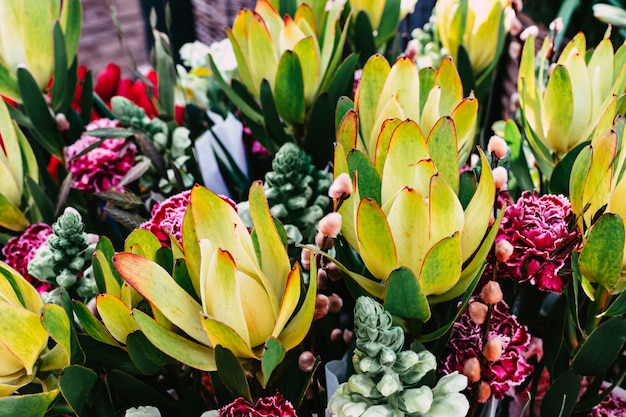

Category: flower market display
[2, 0, 626, 416]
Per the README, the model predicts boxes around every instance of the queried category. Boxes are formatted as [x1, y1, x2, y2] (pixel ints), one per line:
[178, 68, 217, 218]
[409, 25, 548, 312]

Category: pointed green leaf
[262, 337, 286, 386]
[0, 192, 28, 232]
[348, 149, 382, 204]
[126, 331, 175, 375]
[274, 51, 305, 125]
[72, 301, 120, 347]
[59, 366, 98, 416]
[215, 345, 252, 400]
[573, 316, 626, 375]
[59, 0, 82, 67]
[0, 390, 59, 417]
[384, 267, 431, 321]
[579, 213, 625, 290]
[540, 370, 581, 417]
[154, 29, 175, 118]
[41, 303, 71, 367]
[51, 22, 68, 110]
[260, 79, 289, 146]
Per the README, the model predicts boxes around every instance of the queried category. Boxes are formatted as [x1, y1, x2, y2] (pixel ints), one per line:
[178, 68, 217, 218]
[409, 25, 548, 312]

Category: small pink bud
[343, 329, 353, 345]
[329, 173, 353, 200]
[549, 17, 564, 32]
[314, 294, 330, 320]
[301, 247, 312, 270]
[56, 113, 70, 132]
[463, 357, 481, 383]
[330, 328, 343, 342]
[299, 351, 316, 372]
[315, 232, 333, 250]
[520, 25, 539, 41]
[495, 240, 514, 262]
[468, 301, 488, 325]
[326, 263, 342, 281]
[318, 212, 342, 238]
[488, 135, 508, 159]
[328, 293, 343, 313]
[477, 381, 492, 403]
[492, 167, 508, 190]
[405, 39, 419, 60]
[483, 336, 503, 362]
[316, 268, 328, 290]
[481, 281, 503, 305]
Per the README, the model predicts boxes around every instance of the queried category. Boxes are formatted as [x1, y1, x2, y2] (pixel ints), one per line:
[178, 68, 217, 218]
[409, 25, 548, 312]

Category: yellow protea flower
[0, 262, 69, 398]
[332, 55, 498, 320]
[518, 32, 626, 162]
[110, 183, 315, 384]
[0, 0, 82, 101]
[435, 0, 512, 75]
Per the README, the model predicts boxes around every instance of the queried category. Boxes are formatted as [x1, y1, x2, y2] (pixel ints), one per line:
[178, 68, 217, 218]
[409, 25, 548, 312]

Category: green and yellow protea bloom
[347, 54, 478, 167]
[0, 261, 70, 400]
[0, 0, 82, 101]
[226, 0, 345, 126]
[570, 114, 626, 294]
[518, 32, 626, 165]
[109, 183, 315, 383]
[0, 97, 38, 231]
[332, 56, 497, 321]
[435, 0, 512, 76]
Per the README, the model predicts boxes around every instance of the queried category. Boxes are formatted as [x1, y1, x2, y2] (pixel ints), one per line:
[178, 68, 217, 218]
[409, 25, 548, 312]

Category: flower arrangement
[1, 0, 626, 416]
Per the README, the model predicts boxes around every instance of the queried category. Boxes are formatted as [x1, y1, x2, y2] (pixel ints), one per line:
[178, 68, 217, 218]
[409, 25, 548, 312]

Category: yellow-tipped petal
[0, 98, 23, 194]
[96, 294, 139, 344]
[280, 15, 307, 52]
[368, 97, 405, 154]
[427, 116, 460, 194]
[374, 118, 403, 175]
[583, 130, 617, 226]
[200, 245, 251, 347]
[419, 233, 462, 295]
[381, 120, 428, 204]
[248, 12, 279, 93]
[541, 64, 574, 154]
[272, 264, 303, 338]
[434, 57, 464, 115]
[200, 316, 257, 359]
[451, 97, 479, 165]
[248, 181, 291, 305]
[255, 0, 283, 55]
[375, 57, 420, 123]
[461, 150, 495, 262]
[113, 252, 210, 346]
[587, 38, 615, 111]
[562, 54, 592, 150]
[356, 197, 397, 281]
[0, 301, 48, 375]
[429, 174, 464, 245]
[384, 187, 429, 274]
[277, 265, 316, 351]
[356, 55, 391, 149]
[133, 310, 216, 371]
[0, 261, 43, 313]
[293, 36, 320, 105]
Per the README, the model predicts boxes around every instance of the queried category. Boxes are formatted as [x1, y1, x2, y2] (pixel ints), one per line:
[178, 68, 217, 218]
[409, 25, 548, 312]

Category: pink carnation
[588, 391, 626, 417]
[219, 393, 297, 417]
[140, 190, 191, 246]
[140, 189, 236, 247]
[2, 223, 53, 293]
[441, 297, 533, 400]
[64, 118, 136, 193]
[494, 191, 580, 294]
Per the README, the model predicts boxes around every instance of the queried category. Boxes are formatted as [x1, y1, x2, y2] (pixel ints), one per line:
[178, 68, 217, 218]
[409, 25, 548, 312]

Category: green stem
[585, 285, 610, 335]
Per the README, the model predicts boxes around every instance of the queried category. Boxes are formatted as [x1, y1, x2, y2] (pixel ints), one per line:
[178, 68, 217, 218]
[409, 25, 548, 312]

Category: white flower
[125, 406, 161, 417]
[179, 41, 212, 69]
[401, 0, 419, 17]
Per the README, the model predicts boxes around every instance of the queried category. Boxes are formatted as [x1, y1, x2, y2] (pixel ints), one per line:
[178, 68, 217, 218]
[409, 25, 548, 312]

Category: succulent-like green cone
[259, 143, 332, 244]
[327, 297, 469, 417]
[111, 96, 194, 193]
[28, 208, 97, 303]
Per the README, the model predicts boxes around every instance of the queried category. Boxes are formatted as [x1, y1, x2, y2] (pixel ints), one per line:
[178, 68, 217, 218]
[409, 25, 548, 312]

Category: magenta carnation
[494, 190, 580, 293]
[2, 223, 53, 292]
[140, 190, 191, 246]
[441, 297, 534, 399]
[219, 393, 297, 417]
[140, 189, 237, 247]
[64, 118, 136, 193]
[588, 391, 626, 417]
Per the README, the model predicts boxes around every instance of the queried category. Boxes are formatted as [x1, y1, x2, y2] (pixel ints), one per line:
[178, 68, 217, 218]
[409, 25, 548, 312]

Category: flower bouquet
[1, 0, 626, 416]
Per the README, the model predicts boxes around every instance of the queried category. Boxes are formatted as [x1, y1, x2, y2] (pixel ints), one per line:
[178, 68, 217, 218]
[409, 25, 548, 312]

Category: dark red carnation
[2, 223, 53, 292]
[220, 393, 297, 417]
[441, 297, 534, 399]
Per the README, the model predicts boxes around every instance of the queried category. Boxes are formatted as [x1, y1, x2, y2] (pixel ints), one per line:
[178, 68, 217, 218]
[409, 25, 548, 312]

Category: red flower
[220, 393, 297, 417]
[94, 63, 121, 103]
[1, 223, 53, 293]
[441, 297, 534, 400]
[588, 390, 626, 417]
[493, 191, 580, 294]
